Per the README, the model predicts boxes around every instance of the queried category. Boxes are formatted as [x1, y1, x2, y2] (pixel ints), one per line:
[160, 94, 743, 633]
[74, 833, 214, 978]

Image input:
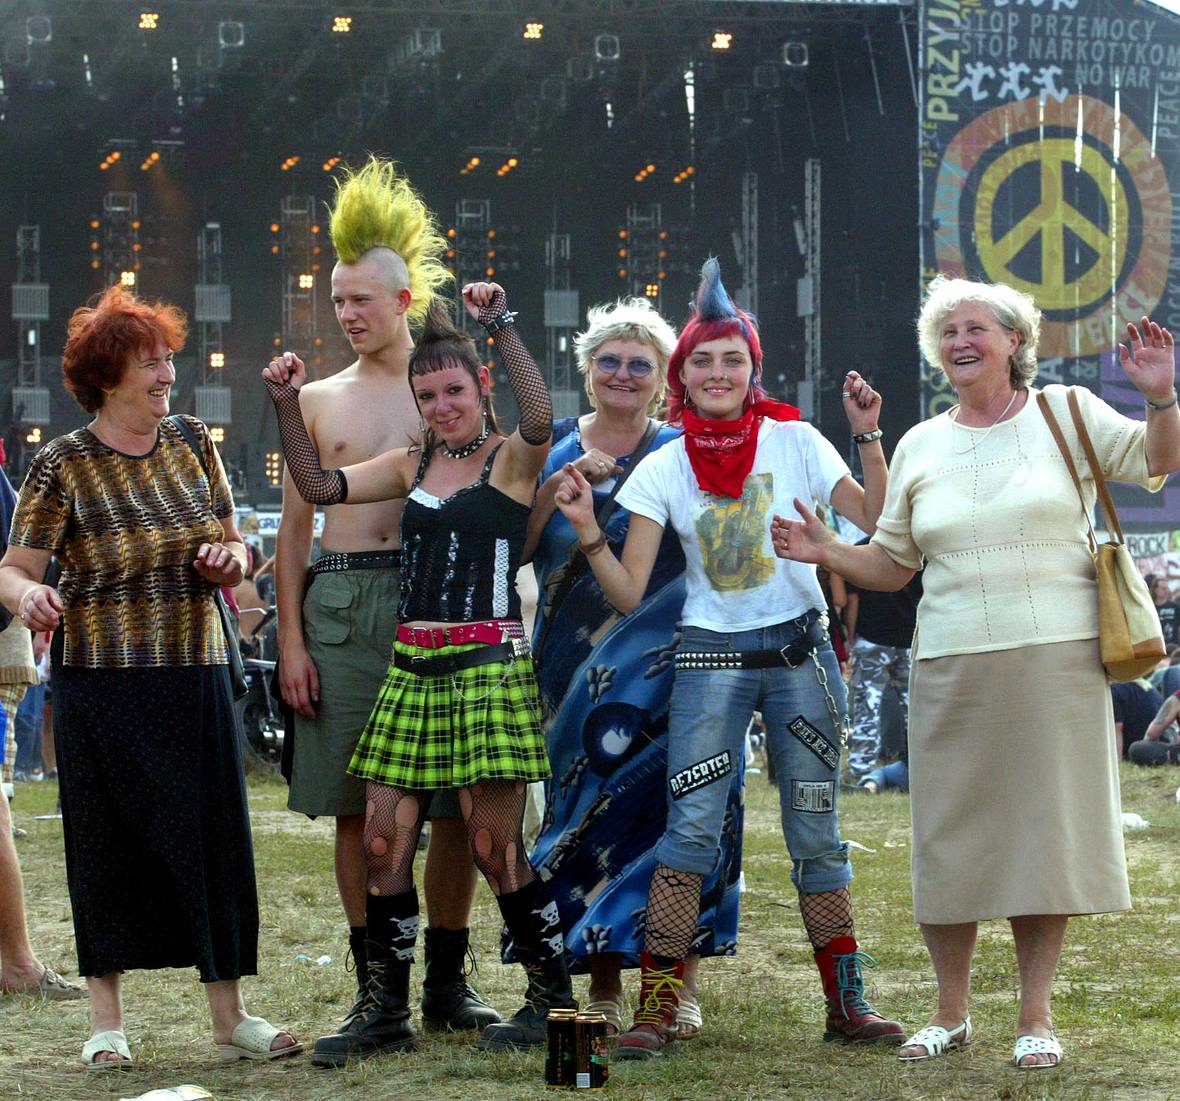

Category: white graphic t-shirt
[618, 418, 850, 631]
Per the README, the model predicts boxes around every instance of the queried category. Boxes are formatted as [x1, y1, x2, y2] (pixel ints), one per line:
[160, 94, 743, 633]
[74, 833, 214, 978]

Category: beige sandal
[584, 998, 625, 1036]
[675, 994, 703, 1040]
[82, 1029, 133, 1071]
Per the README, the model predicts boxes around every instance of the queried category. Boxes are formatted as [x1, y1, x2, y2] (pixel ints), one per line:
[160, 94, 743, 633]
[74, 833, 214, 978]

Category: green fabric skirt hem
[348, 639, 550, 789]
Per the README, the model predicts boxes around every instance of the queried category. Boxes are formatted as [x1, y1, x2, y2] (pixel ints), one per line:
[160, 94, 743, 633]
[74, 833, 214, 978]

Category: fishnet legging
[362, 778, 536, 898]
[798, 887, 855, 950]
[458, 779, 535, 896]
[475, 289, 552, 447]
[644, 862, 704, 961]
[363, 782, 431, 897]
[265, 382, 348, 505]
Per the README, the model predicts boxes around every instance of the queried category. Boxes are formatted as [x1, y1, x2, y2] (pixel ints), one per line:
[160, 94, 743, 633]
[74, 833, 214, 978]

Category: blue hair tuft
[693, 257, 739, 322]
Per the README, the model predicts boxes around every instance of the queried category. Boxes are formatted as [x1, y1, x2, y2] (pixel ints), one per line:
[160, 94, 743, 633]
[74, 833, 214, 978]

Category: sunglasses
[593, 354, 655, 378]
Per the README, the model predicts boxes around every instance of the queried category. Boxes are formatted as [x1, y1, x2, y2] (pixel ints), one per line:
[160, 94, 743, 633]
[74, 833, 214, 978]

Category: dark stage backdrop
[920, 0, 1180, 529]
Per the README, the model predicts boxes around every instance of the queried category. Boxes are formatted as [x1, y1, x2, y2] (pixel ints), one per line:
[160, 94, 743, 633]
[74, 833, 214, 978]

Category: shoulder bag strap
[1065, 387, 1126, 546]
[1036, 391, 1098, 554]
[169, 414, 211, 493]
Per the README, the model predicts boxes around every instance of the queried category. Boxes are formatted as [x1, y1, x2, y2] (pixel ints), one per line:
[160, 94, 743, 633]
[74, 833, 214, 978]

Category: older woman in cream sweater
[775, 276, 1180, 1070]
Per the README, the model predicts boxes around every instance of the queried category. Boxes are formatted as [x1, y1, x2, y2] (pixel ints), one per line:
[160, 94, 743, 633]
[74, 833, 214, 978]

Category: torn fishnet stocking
[644, 863, 704, 961]
[799, 887, 854, 950]
[363, 782, 430, 897]
[459, 780, 534, 896]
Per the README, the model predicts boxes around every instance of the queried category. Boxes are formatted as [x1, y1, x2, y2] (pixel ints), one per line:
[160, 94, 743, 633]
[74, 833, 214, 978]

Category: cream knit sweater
[872, 384, 1166, 659]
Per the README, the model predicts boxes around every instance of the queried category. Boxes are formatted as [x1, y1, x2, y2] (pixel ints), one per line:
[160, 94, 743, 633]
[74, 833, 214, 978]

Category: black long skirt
[53, 658, 259, 982]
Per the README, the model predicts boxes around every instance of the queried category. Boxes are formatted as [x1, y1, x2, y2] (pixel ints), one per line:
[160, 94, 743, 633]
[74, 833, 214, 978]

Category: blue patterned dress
[525, 418, 743, 971]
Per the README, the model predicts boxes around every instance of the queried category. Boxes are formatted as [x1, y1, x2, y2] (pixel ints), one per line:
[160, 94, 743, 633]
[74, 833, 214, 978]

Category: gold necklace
[949, 389, 1019, 454]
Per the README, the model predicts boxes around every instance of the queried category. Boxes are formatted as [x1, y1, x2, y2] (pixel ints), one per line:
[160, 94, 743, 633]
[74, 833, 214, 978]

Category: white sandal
[81, 1029, 133, 1071]
[584, 998, 624, 1037]
[1013, 1032, 1063, 1069]
[898, 1017, 972, 1062]
[215, 1016, 303, 1063]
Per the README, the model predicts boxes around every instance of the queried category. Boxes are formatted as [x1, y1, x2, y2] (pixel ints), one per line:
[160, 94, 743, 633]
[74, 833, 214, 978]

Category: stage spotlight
[210, 352, 225, 369]
[26, 16, 51, 44]
[139, 13, 159, 30]
[333, 16, 352, 33]
[298, 274, 314, 289]
[712, 32, 732, 50]
[120, 271, 136, 287]
[218, 21, 245, 48]
[594, 35, 620, 62]
[524, 22, 543, 39]
[782, 42, 809, 68]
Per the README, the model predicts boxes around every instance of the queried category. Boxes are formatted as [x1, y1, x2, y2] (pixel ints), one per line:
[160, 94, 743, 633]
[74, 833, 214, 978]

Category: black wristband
[482, 310, 517, 336]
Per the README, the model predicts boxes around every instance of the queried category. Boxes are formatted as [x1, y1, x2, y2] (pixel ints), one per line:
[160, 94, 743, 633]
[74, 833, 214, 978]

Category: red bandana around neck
[681, 400, 800, 498]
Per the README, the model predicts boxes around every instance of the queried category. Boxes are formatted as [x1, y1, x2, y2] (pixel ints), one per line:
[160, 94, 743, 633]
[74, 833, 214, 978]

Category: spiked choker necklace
[442, 418, 490, 459]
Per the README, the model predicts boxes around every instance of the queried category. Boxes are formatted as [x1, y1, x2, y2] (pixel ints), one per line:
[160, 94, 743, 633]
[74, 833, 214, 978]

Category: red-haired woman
[555, 260, 903, 1058]
[0, 286, 299, 1069]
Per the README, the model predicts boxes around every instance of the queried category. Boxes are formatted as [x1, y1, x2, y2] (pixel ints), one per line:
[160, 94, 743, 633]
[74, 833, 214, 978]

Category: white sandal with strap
[215, 1016, 303, 1062]
[1013, 1032, 1063, 1069]
[82, 1029, 133, 1071]
[898, 1016, 972, 1062]
[584, 998, 624, 1036]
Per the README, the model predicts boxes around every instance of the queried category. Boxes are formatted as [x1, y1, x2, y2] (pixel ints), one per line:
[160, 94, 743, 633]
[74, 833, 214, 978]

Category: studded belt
[310, 549, 401, 575]
[396, 620, 525, 648]
[674, 613, 827, 671]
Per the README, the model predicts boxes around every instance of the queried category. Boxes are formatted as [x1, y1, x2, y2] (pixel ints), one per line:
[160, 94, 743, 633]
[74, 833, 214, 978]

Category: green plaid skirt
[348, 639, 550, 789]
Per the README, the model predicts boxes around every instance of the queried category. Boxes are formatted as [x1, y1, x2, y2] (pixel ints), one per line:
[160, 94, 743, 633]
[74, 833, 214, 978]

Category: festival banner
[919, 0, 1180, 528]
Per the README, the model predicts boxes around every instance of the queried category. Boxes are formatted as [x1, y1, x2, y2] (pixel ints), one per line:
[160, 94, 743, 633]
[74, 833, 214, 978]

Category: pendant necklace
[950, 389, 1019, 454]
[442, 418, 490, 459]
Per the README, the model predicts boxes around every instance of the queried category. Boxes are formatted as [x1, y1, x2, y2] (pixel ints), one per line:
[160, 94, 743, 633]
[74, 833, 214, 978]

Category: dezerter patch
[668, 750, 733, 801]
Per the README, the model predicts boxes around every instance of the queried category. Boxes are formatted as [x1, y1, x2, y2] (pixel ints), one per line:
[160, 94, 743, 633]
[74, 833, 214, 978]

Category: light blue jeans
[657, 613, 852, 893]
[861, 759, 910, 792]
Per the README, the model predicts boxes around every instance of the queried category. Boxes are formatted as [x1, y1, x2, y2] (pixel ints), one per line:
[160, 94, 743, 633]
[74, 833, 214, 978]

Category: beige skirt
[909, 636, 1130, 924]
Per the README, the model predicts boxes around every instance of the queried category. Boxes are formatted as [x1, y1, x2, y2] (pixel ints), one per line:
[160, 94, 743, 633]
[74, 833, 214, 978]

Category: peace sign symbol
[972, 135, 1136, 316]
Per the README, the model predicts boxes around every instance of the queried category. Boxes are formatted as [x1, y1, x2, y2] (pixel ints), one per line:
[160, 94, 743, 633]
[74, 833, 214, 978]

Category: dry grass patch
[4, 762, 1180, 1099]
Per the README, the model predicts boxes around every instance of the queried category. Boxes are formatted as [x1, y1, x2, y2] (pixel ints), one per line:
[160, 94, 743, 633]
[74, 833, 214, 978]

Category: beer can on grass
[573, 1011, 610, 1090]
[546, 1009, 579, 1088]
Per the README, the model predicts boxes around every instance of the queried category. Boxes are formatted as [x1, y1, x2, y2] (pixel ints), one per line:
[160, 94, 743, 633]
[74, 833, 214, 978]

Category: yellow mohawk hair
[328, 156, 452, 326]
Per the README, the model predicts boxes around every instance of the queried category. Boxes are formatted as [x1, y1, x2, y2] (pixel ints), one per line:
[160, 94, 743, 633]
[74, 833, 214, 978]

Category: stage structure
[279, 195, 318, 362]
[194, 221, 232, 427]
[11, 225, 50, 427]
[920, 0, 1180, 529]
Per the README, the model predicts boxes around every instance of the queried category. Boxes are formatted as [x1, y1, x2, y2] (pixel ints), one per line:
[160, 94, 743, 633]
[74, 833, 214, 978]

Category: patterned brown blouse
[10, 416, 234, 669]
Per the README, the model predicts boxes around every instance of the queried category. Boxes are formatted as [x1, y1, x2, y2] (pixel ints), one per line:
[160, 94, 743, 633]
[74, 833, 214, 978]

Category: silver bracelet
[1145, 392, 1178, 411]
[853, 429, 884, 444]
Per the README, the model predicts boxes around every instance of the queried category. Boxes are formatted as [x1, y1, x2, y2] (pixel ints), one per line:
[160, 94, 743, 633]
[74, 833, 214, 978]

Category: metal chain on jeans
[809, 650, 850, 746]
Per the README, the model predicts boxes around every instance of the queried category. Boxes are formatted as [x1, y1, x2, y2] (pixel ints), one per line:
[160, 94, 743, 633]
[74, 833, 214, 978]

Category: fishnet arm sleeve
[265, 380, 348, 504]
[478, 290, 552, 446]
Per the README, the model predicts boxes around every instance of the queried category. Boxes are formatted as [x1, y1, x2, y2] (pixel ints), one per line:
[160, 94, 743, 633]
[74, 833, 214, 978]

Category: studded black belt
[674, 614, 827, 671]
[310, 549, 401, 575]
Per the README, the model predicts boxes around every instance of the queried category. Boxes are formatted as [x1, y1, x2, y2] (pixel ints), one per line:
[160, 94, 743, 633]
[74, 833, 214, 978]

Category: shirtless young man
[275, 158, 498, 1044]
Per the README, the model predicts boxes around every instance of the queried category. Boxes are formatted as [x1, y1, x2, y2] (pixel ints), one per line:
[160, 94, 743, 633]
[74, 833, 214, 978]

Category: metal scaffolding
[195, 222, 233, 425]
[280, 195, 318, 358]
[11, 225, 51, 425]
[101, 192, 139, 291]
[543, 232, 580, 420]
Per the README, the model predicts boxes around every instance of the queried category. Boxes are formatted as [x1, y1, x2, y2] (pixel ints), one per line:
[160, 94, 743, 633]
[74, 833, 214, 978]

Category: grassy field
[5, 758, 1180, 1101]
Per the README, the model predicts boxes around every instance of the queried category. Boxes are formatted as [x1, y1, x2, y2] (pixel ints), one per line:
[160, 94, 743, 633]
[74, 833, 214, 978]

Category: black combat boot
[420, 926, 502, 1031]
[476, 878, 576, 1051]
[311, 891, 420, 1066]
[335, 925, 369, 1032]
